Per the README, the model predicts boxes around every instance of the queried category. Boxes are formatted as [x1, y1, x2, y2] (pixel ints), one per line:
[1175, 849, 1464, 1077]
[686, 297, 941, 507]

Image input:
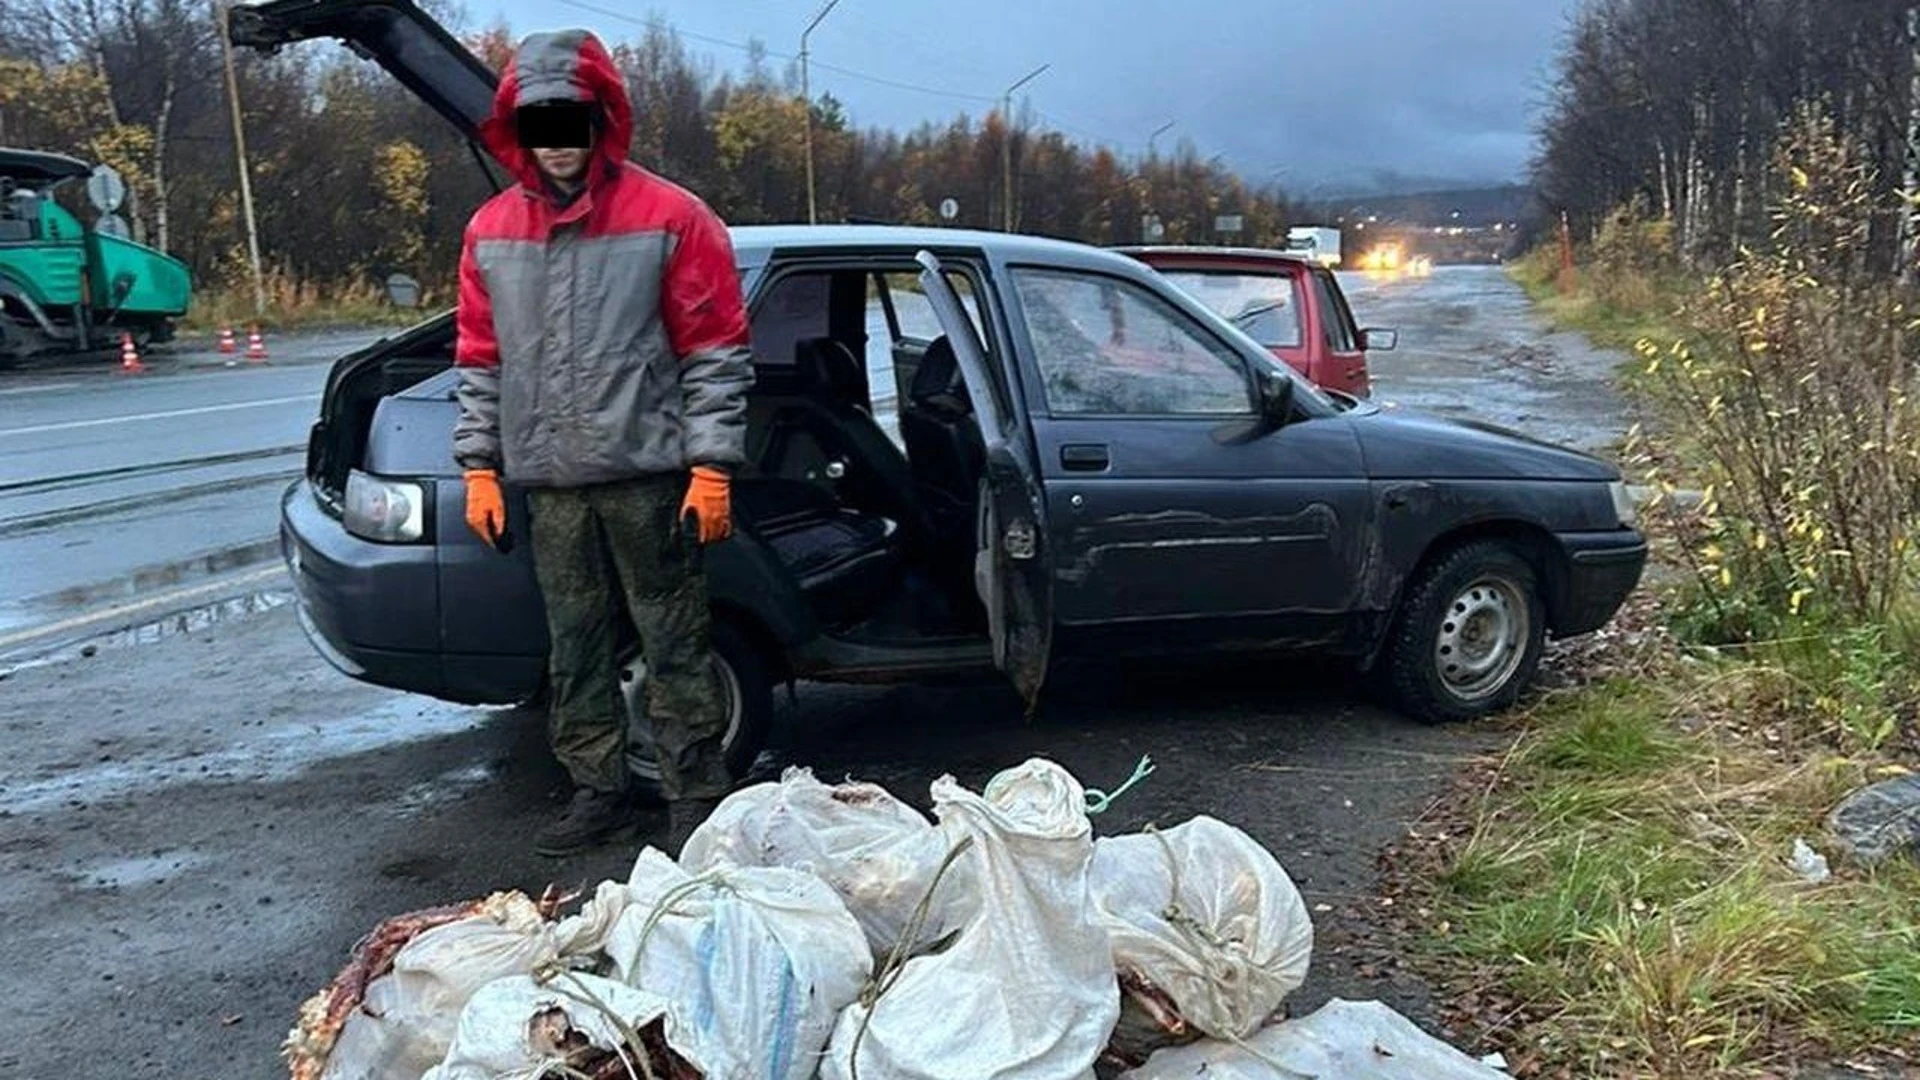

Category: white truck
[1285, 225, 1342, 267]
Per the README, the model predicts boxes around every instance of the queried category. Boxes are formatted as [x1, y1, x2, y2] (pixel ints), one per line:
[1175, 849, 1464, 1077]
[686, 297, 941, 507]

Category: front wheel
[1383, 541, 1546, 724]
[620, 619, 772, 803]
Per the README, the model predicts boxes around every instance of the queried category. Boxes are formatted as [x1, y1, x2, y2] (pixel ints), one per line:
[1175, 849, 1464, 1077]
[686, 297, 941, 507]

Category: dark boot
[666, 795, 724, 858]
[535, 787, 638, 858]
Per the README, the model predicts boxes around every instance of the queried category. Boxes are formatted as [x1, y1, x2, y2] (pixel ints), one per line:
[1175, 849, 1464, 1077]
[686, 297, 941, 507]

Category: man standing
[451, 29, 753, 857]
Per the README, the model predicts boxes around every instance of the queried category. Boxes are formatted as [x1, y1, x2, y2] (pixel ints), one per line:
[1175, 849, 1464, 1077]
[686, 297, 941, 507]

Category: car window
[871, 271, 944, 341]
[1312, 271, 1359, 352]
[749, 271, 830, 366]
[1155, 269, 1304, 349]
[1012, 267, 1251, 416]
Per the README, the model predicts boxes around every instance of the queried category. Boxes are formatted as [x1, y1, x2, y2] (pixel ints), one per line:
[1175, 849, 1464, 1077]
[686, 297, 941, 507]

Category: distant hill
[1302, 184, 1537, 228]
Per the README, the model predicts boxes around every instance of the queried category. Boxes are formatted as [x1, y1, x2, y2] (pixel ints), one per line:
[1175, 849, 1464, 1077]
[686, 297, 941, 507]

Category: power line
[810, 58, 995, 103]
[547, 0, 1229, 167]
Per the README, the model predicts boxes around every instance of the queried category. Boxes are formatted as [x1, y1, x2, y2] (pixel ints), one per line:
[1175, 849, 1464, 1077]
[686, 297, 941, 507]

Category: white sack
[821, 758, 1120, 1080]
[318, 885, 629, 1080]
[602, 847, 873, 1080]
[678, 766, 961, 958]
[1119, 998, 1510, 1080]
[1088, 815, 1313, 1041]
[422, 972, 673, 1080]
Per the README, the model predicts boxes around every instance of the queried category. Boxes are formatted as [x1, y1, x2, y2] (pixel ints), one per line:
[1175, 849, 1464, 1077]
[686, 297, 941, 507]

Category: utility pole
[1001, 63, 1048, 232]
[219, 2, 266, 315]
[800, 0, 841, 226]
[1900, 3, 1920, 285]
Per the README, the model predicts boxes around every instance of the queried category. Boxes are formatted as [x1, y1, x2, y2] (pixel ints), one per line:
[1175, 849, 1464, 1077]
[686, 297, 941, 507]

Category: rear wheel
[620, 619, 772, 803]
[1384, 541, 1546, 723]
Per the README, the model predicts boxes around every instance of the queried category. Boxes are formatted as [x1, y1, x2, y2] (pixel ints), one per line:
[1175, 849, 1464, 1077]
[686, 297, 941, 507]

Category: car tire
[1384, 540, 1546, 724]
[621, 619, 772, 804]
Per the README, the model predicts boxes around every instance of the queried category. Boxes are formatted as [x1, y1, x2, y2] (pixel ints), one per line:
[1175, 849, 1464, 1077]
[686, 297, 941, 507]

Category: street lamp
[1141, 121, 1175, 242]
[1147, 119, 1175, 160]
[1001, 62, 1048, 231]
[800, 0, 841, 225]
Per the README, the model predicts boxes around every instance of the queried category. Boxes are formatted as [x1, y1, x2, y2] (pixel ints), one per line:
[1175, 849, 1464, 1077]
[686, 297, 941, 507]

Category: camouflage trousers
[526, 474, 732, 800]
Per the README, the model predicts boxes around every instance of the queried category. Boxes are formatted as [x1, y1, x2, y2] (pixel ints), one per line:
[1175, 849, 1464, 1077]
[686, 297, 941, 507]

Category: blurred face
[532, 144, 591, 183]
[516, 101, 594, 186]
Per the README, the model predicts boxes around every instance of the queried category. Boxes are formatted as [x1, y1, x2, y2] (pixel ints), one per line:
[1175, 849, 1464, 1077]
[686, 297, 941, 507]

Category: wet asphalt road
[0, 329, 383, 646]
[0, 266, 1631, 1078]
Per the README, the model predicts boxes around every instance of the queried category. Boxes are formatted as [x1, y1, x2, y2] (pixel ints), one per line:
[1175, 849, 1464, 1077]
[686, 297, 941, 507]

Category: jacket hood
[478, 29, 634, 194]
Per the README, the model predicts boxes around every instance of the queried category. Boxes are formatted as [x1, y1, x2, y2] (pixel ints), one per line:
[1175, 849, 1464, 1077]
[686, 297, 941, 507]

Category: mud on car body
[239, 0, 1648, 791]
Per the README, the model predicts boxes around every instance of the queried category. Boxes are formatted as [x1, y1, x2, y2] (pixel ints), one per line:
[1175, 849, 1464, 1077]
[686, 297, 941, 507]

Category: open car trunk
[303, 315, 456, 512]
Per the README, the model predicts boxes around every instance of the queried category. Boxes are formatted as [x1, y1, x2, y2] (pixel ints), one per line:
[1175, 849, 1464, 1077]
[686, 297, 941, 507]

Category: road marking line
[0, 564, 288, 651]
[0, 382, 83, 397]
[0, 394, 316, 437]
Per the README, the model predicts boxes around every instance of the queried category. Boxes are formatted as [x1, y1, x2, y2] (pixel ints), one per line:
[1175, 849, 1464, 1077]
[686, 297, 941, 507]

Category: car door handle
[1060, 443, 1110, 471]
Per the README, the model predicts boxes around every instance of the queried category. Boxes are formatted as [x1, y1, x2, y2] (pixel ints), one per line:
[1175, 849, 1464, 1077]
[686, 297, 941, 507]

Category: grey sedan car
[244, 0, 1648, 793]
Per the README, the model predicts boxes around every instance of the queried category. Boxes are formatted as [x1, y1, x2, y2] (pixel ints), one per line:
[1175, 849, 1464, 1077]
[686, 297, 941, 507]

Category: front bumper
[1551, 528, 1650, 636]
[279, 479, 541, 704]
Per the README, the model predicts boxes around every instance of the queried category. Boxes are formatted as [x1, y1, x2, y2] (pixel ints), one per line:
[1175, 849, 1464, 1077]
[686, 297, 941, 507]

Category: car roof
[1115, 244, 1319, 269]
[729, 224, 1146, 273]
[0, 147, 91, 186]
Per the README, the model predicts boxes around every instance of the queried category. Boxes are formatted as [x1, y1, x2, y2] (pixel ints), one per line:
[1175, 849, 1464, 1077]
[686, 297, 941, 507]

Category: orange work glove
[464, 468, 506, 548]
[680, 465, 732, 544]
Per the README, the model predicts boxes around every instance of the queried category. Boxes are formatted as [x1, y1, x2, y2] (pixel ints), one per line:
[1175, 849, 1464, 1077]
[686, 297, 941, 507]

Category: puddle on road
[0, 589, 294, 677]
[30, 540, 281, 614]
[0, 696, 498, 816]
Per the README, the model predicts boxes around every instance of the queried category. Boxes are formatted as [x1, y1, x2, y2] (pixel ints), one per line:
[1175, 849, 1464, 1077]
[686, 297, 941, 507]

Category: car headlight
[1609, 480, 1638, 528]
[343, 470, 426, 542]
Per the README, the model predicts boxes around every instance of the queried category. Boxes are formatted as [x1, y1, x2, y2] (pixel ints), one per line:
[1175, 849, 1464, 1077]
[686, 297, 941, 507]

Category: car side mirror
[1360, 327, 1398, 351]
[1258, 368, 1295, 422]
[1215, 367, 1295, 445]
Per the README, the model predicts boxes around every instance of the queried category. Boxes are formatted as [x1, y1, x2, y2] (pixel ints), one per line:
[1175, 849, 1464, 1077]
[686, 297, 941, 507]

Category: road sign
[939, 197, 960, 221]
[1141, 213, 1165, 242]
[386, 272, 422, 308]
[95, 212, 132, 240]
[1215, 214, 1244, 234]
[86, 165, 127, 213]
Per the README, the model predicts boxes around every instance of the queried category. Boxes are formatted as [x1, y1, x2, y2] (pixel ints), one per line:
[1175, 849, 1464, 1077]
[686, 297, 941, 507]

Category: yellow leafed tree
[375, 139, 432, 275]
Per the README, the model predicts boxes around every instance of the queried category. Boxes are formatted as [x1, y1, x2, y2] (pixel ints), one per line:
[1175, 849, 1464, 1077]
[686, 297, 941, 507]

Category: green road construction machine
[0, 147, 193, 366]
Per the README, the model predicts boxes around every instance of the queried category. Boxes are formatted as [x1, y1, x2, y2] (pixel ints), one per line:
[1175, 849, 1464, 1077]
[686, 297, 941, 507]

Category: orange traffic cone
[119, 332, 146, 374]
[218, 326, 237, 354]
[245, 325, 268, 363]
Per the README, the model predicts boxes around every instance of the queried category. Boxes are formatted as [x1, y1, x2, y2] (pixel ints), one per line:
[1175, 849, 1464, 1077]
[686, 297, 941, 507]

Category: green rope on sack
[1085, 754, 1156, 815]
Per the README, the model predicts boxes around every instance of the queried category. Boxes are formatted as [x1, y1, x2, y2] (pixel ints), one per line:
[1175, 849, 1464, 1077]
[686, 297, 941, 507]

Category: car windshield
[1157, 269, 1304, 349]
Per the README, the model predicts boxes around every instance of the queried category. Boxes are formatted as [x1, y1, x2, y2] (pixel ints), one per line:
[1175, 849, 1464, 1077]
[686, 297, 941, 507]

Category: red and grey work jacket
[453, 29, 753, 487]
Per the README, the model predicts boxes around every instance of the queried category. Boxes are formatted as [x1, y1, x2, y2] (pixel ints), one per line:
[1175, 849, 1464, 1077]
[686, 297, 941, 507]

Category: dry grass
[180, 265, 440, 334]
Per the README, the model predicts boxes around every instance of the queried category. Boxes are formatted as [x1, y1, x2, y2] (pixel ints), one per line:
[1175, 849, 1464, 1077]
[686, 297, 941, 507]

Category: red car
[1117, 246, 1394, 398]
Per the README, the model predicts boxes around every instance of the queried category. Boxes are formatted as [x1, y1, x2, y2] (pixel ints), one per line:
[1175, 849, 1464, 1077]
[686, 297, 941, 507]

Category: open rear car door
[229, 0, 503, 188]
[914, 250, 1053, 706]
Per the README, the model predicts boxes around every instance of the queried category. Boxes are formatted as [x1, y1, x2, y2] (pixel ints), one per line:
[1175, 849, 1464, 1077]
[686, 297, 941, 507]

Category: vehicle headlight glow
[343, 470, 426, 542]
[1609, 480, 1638, 528]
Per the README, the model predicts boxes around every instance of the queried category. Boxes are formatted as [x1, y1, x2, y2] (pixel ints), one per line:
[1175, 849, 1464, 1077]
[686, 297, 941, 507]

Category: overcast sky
[476, 0, 1582, 197]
